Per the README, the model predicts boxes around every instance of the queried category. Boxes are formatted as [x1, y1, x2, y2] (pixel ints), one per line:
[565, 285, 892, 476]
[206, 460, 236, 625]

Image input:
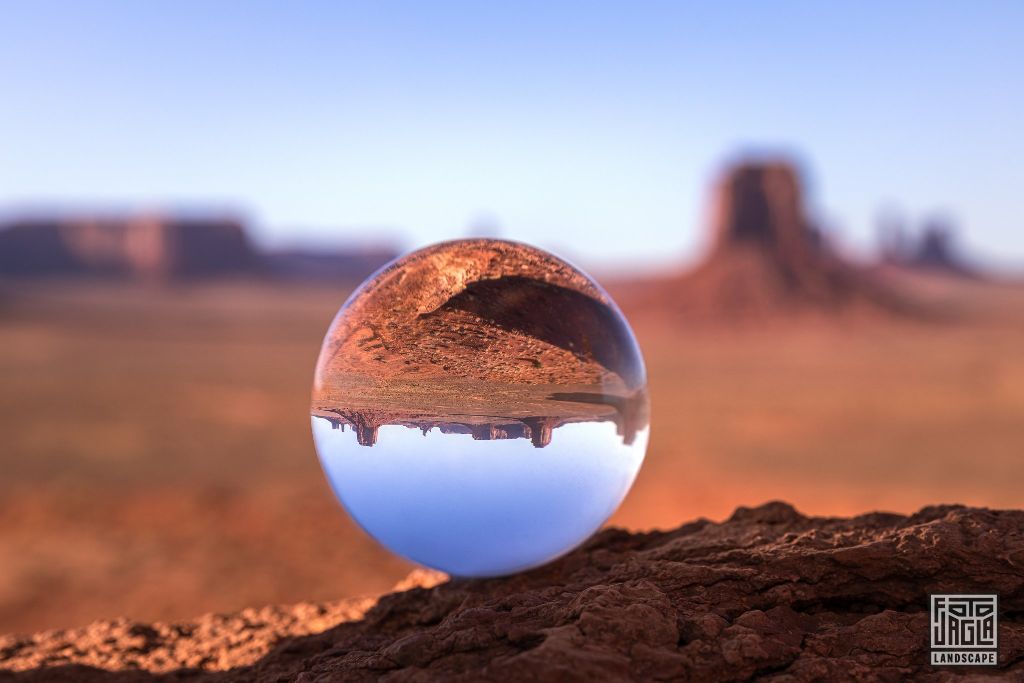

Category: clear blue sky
[1, 1, 1021, 271]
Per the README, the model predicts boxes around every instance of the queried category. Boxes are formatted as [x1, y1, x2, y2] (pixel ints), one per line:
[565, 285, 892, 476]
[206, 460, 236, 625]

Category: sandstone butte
[3, 503, 1023, 681]
[615, 160, 924, 319]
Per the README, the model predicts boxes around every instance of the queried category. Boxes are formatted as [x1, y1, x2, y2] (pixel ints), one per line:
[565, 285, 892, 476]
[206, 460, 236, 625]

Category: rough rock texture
[4, 503, 1024, 681]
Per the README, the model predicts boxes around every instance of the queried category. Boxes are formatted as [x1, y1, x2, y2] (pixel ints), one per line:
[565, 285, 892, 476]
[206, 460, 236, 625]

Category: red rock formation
[0, 215, 254, 280]
[882, 219, 978, 278]
[698, 161, 912, 313]
[521, 415, 556, 448]
[4, 503, 1022, 681]
[262, 247, 399, 283]
[321, 410, 387, 447]
[314, 409, 638, 450]
[620, 160, 918, 318]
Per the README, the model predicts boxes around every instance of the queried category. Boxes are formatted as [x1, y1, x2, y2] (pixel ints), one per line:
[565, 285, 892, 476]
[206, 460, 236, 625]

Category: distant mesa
[620, 159, 919, 318]
[695, 160, 914, 314]
[263, 246, 400, 283]
[0, 213, 399, 283]
[0, 214, 254, 280]
[880, 217, 978, 278]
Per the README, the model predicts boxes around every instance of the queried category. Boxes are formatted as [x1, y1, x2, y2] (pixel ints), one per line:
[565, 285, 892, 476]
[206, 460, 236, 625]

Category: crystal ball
[311, 239, 649, 576]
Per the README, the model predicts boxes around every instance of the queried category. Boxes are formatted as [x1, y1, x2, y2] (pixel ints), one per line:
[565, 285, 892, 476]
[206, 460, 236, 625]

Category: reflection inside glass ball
[311, 239, 649, 576]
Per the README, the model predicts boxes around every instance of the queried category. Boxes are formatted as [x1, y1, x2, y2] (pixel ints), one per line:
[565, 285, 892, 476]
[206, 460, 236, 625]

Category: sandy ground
[1, 274, 1023, 634]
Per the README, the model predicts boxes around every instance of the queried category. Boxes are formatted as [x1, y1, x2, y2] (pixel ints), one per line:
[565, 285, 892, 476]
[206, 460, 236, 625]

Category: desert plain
[1, 266, 1023, 636]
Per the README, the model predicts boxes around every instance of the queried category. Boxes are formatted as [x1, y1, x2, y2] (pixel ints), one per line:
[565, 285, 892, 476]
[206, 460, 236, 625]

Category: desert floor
[1, 275, 1022, 634]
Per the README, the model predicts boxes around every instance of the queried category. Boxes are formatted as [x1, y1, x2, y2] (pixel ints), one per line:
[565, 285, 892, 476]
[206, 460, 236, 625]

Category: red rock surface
[3, 503, 1023, 681]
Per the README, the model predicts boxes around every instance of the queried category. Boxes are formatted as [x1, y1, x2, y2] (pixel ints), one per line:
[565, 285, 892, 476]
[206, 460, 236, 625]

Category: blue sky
[1, 2, 1021, 270]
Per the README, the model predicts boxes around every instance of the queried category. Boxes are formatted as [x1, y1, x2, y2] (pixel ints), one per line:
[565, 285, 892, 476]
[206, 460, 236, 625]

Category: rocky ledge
[3, 503, 1024, 681]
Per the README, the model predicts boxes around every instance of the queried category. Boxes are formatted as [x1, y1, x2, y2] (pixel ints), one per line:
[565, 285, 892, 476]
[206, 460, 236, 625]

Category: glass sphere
[311, 239, 649, 576]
